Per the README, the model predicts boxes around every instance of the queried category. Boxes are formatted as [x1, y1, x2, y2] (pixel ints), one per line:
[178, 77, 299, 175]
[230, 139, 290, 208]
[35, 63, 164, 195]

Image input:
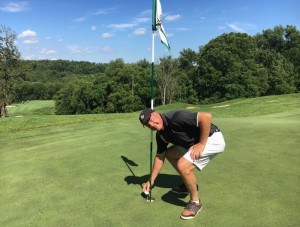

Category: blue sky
[1, 0, 299, 63]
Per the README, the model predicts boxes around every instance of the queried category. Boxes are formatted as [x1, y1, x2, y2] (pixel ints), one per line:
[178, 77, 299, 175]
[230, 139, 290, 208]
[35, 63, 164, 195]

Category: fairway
[1, 94, 300, 226]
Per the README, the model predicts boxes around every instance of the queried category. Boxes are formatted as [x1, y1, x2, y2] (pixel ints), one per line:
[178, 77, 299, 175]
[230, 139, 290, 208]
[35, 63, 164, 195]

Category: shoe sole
[180, 206, 202, 220]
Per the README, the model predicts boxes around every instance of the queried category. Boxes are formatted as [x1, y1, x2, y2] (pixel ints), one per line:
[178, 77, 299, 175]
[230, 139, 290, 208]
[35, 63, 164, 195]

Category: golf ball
[144, 191, 149, 195]
[146, 197, 155, 202]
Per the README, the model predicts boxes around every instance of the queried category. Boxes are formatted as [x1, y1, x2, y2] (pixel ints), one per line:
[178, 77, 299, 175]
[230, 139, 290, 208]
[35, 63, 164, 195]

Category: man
[139, 108, 225, 220]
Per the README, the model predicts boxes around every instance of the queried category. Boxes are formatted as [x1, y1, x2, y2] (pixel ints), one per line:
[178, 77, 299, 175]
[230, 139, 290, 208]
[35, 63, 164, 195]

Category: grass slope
[0, 94, 299, 226]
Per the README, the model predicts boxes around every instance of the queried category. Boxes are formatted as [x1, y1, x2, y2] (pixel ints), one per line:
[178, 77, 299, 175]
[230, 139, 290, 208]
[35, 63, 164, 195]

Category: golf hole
[141, 192, 155, 202]
[146, 197, 155, 202]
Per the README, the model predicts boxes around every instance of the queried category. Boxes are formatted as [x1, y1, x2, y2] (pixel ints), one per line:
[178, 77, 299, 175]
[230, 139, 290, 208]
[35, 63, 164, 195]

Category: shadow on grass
[121, 155, 187, 207]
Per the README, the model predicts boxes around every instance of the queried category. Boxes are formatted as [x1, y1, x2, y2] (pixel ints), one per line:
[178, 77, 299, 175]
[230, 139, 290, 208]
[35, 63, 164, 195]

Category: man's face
[145, 112, 164, 131]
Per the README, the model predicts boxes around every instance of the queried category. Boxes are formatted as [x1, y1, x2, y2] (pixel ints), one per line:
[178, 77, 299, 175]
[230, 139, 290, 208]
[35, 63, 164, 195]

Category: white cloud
[219, 25, 227, 30]
[165, 14, 181, 22]
[72, 7, 117, 24]
[40, 48, 57, 54]
[23, 54, 37, 60]
[82, 47, 95, 54]
[18, 30, 38, 44]
[67, 45, 82, 54]
[133, 28, 146, 36]
[47, 50, 57, 54]
[139, 9, 152, 17]
[0, 1, 30, 12]
[226, 23, 245, 32]
[225, 22, 257, 33]
[167, 33, 173, 38]
[67, 45, 113, 54]
[176, 28, 189, 31]
[93, 7, 116, 16]
[23, 37, 38, 44]
[108, 23, 136, 29]
[18, 30, 37, 38]
[73, 17, 86, 23]
[102, 32, 114, 38]
[100, 46, 113, 52]
[91, 25, 97, 31]
[133, 17, 150, 24]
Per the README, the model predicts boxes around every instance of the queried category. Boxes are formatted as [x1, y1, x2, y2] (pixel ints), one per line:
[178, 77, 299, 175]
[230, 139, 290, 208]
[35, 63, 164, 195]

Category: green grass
[1, 94, 300, 226]
[7, 100, 56, 116]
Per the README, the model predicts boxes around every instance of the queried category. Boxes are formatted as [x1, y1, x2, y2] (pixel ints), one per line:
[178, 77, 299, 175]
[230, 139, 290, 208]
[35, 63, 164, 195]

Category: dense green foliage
[6, 25, 300, 114]
[0, 25, 25, 117]
[3, 93, 300, 133]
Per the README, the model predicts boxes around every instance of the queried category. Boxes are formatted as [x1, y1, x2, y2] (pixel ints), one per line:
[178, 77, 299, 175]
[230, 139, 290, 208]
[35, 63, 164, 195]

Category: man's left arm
[189, 112, 212, 161]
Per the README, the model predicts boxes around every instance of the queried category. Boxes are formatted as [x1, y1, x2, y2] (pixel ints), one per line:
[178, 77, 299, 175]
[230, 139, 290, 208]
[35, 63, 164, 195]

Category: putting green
[0, 95, 299, 226]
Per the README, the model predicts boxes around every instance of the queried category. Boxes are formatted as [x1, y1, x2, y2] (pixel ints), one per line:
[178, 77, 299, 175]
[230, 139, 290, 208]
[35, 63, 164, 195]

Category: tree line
[1, 24, 299, 116]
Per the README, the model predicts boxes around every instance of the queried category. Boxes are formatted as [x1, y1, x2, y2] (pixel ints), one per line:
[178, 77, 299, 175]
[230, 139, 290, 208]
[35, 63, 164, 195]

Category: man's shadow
[121, 155, 187, 207]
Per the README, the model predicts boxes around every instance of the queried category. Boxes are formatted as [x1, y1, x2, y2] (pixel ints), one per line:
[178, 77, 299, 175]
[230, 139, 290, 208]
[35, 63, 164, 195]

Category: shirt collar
[161, 114, 168, 129]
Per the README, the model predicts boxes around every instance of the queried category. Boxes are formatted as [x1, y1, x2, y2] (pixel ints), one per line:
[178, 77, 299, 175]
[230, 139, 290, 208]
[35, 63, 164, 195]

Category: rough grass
[1, 94, 299, 226]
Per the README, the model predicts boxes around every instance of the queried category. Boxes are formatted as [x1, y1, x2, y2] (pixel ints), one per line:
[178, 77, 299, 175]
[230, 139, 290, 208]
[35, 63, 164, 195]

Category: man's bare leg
[177, 158, 199, 202]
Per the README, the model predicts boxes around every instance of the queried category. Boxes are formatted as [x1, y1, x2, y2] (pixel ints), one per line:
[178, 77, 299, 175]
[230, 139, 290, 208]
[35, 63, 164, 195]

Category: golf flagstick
[149, 0, 171, 203]
[149, 0, 155, 201]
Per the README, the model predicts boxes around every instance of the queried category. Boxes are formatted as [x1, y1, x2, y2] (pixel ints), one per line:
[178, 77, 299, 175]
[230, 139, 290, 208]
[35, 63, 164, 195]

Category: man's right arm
[143, 132, 168, 192]
[143, 153, 165, 192]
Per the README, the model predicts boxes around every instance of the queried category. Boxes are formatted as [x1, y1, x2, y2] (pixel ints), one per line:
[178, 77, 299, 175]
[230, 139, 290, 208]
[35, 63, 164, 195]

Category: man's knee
[177, 158, 194, 175]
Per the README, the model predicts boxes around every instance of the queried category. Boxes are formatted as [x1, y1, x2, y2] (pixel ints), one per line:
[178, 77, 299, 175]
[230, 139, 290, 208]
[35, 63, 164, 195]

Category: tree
[134, 59, 152, 107]
[177, 49, 199, 103]
[197, 32, 270, 102]
[255, 25, 300, 91]
[155, 56, 179, 105]
[256, 50, 296, 95]
[172, 70, 196, 104]
[0, 25, 25, 117]
[54, 77, 108, 115]
[178, 48, 198, 84]
[284, 25, 300, 91]
[104, 58, 143, 112]
[255, 26, 286, 52]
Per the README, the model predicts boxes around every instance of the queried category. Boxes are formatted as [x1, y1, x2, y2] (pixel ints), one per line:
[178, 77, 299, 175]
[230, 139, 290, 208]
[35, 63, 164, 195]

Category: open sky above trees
[1, 0, 299, 63]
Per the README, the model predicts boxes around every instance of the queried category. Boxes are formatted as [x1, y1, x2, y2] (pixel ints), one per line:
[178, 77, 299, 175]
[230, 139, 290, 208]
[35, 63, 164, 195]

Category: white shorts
[174, 132, 226, 170]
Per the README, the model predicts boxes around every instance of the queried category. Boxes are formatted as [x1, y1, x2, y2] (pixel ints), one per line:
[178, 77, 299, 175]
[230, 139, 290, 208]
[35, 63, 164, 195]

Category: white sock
[192, 200, 200, 204]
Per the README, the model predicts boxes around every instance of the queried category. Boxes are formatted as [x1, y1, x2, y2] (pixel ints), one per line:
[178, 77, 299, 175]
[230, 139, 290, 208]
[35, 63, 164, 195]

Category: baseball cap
[139, 108, 154, 126]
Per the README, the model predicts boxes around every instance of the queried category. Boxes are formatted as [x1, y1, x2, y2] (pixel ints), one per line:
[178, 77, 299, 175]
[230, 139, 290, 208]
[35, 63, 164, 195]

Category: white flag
[155, 0, 171, 51]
